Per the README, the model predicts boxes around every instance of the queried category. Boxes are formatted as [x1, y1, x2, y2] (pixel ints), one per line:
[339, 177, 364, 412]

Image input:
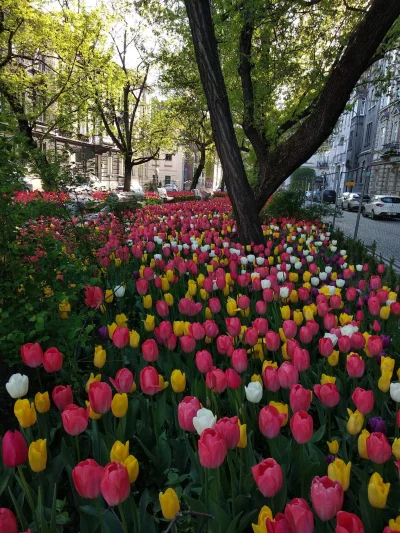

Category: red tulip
[141, 339, 159, 362]
[158, 321, 173, 341]
[198, 428, 227, 468]
[263, 365, 281, 392]
[110, 368, 134, 393]
[231, 349, 248, 373]
[195, 350, 213, 373]
[100, 462, 130, 506]
[136, 279, 148, 295]
[2, 430, 28, 467]
[0, 508, 18, 533]
[179, 335, 196, 353]
[43, 347, 63, 372]
[391, 302, 400, 315]
[52, 385, 73, 411]
[370, 276, 382, 290]
[299, 326, 313, 344]
[266, 514, 291, 533]
[252, 458, 283, 497]
[319, 338, 334, 357]
[298, 287, 310, 301]
[215, 416, 240, 449]
[209, 298, 221, 313]
[367, 335, 383, 356]
[253, 318, 269, 336]
[290, 384, 312, 412]
[351, 388, 374, 415]
[84, 286, 104, 308]
[265, 331, 281, 351]
[313, 383, 340, 408]
[284, 498, 314, 533]
[346, 353, 365, 378]
[290, 410, 313, 444]
[255, 300, 267, 314]
[204, 320, 218, 338]
[311, 476, 343, 521]
[225, 368, 242, 389]
[259, 406, 286, 438]
[62, 404, 89, 436]
[206, 368, 226, 393]
[140, 366, 161, 395]
[112, 327, 130, 349]
[89, 382, 112, 414]
[226, 317, 241, 337]
[189, 322, 205, 341]
[178, 396, 201, 432]
[335, 511, 364, 533]
[350, 332, 365, 351]
[366, 432, 392, 464]
[292, 347, 310, 372]
[21, 343, 43, 368]
[73, 459, 104, 498]
[346, 287, 357, 302]
[338, 336, 351, 354]
[278, 362, 299, 389]
[323, 314, 336, 331]
[216, 335, 234, 356]
[282, 320, 297, 339]
[367, 296, 380, 316]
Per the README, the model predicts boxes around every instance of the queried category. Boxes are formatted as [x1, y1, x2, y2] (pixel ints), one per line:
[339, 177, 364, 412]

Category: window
[380, 126, 386, 148]
[364, 122, 373, 147]
[107, 155, 113, 175]
[391, 121, 399, 142]
[165, 154, 172, 161]
[165, 176, 171, 185]
[368, 89, 376, 110]
[360, 98, 366, 115]
[348, 131, 354, 151]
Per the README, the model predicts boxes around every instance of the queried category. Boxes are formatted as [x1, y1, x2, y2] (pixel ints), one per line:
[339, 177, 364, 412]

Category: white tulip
[245, 381, 263, 403]
[240, 257, 248, 266]
[306, 255, 314, 263]
[256, 257, 265, 265]
[331, 246, 337, 252]
[319, 272, 327, 281]
[277, 271, 287, 282]
[247, 254, 255, 263]
[261, 279, 271, 289]
[356, 264, 363, 272]
[6, 373, 29, 399]
[193, 408, 217, 436]
[311, 277, 320, 286]
[324, 333, 338, 346]
[280, 286, 290, 298]
[341, 324, 358, 338]
[340, 250, 347, 256]
[325, 266, 332, 274]
[390, 383, 400, 403]
[332, 240, 337, 245]
[295, 262, 302, 270]
[336, 279, 345, 288]
[154, 254, 162, 260]
[114, 285, 126, 298]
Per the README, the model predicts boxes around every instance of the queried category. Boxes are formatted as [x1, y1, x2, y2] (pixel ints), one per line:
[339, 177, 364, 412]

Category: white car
[165, 183, 178, 192]
[362, 195, 400, 220]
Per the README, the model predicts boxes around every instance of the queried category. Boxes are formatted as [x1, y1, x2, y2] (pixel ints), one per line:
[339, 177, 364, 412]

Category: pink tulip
[62, 404, 89, 436]
[311, 476, 343, 521]
[290, 384, 312, 412]
[263, 365, 281, 392]
[313, 383, 340, 408]
[231, 349, 248, 373]
[156, 300, 169, 317]
[112, 327, 130, 348]
[366, 432, 392, 464]
[100, 462, 130, 506]
[198, 428, 227, 468]
[292, 347, 310, 372]
[259, 406, 286, 438]
[204, 320, 218, 338]
[21, 343, 43, 368]
[136, 279, 148, 295]
[142, 339, 159, 362]
[178, 396, 201, 432]
[351, 387, 374, 415]
[265, 330, 280, 351]
[206, 368, 226, 393]
[290, 410, 313, 444]
[252, 318, 269, 336]
[278, 362, 299, 389]
[158, 321, 173, 341]
[284, 498, 314, 533]
[110, 368, 134, 393]
[225, 368, 242, 389]
[338, 336, 351, 353]
[226, 317, 241, 337]
[189, 323, 205, 341]
[367, 296, 381, 316]
[245, 327, 258, 346]
[319, 338, 334, 357]
[367, 335, 383, 356]
[43, 347, 63, 372]
[180, 335, 196, 353]
[215, 416, 240, 449]
[282, 320, 297, 339]
[195, 350, 213, 373]
[89, 382, 112, 414]
[140, 366, 161, 395]
[351, 332, 365, 351]
[252, 458, 283, 497]
[299, 326, 313, 344]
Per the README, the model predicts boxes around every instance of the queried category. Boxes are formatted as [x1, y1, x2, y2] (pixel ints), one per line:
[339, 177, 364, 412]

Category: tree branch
[343, 0, 368, 13]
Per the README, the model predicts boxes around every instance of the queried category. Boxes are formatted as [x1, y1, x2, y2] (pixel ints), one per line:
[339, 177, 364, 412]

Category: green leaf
[49, 484, 58, 533]
[309, 424, 326, 444]
[8, 487, 29, 531]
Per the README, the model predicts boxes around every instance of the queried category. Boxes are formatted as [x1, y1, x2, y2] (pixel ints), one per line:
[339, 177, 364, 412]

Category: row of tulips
[1, 197, 399, 532]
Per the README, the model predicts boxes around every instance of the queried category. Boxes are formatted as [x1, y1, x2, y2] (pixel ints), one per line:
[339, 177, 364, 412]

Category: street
[330, 209, 400, 267]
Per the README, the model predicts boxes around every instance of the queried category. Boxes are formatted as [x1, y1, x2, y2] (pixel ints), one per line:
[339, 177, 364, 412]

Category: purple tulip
[368, 416, 387, 434]
[98, 326, 108, 341]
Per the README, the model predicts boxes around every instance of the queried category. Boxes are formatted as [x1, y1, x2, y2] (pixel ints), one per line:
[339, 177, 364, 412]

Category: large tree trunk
[184, 0, 264, 244]
[190, 146, 206, 190]
[123, 156, 133, 191]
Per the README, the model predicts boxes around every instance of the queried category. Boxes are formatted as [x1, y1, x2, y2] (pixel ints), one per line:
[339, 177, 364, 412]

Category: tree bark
[190, 146, 206, 189]
[123, 156, 133, 191]
[184, 0, 264, 244]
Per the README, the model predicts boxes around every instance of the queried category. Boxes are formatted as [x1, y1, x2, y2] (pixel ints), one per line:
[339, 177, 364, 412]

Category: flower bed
[1, 198, 400, 533]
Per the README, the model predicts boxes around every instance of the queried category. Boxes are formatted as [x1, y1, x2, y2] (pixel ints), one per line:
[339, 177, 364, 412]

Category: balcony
[317, 161, 329, 169]
[380, 142, 400, 159]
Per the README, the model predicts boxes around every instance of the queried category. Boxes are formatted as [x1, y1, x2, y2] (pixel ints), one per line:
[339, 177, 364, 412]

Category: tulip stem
[215, 467, 222, 531]
[227, 452, 236, 517]
[95, 498, 106, 533]
[204, 467, 209, 508]
[36, 367, 43, 392]
[396, 403, 399, 439]
[300, 445, 305, 499]
[118, 503, 128, 533]
[18, 466, 40, 533]
[75, 435, 81, 462]
[151, 397, 159, 454]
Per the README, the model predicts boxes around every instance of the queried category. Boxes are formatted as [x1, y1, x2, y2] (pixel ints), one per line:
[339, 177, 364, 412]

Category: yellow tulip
[378, 371, 392, 393]
[205, 307, 212, 319]
[237, 420, 247, 448]
[387, 517, 400, 531]
[281, 342, 290, 361]
[251, 374, 263, 387]
[110, 441, 129, 463]
[143, 295, 153, 309]
[107, 322, 117, 340]
[183, 322, 191, 335]
[129, 330, 140, 348]
[380, 306, 390, 320]
[321, 374, 336, 385]
[161, 278, 170, 292]
[143, 315, 155, 332]
[197, 273, 205, 288]
[293, 310, 303, 326]
[328, 458, 351, 491]
[339, 313, 353, 326]
[111, 393, 128, 418]
[289, 272, 299, 283]
[59, 300, 71, 319]
[94, 346, 106, 369]
[200, 288, 208, 300]
[14, 399, 36, 428]
[252, 506, 273, 533]
[381, 356, 395, 375]
[166, 270, 174, 282]
[358, 429, 370, 459]
[368, 472, 390, 508]
[159, 488, 180, 520]
[164, 293, 174, 306]
[392, 438, 400, 460]
[85, 373, 101, 393]
[124, 455, 139, 483]
[303, 271, 311, 282]
[116, 313, 128, 328]
[226, 297, 238, 316]
[331, 272, 338, 281]
[173, 321, 185, 337]
[327, 350, 339, 367]
[28, 439, 47, 472]
[280, 305, 291, 320]
[279, 328, 288, 343]
[105, 289, 114, 303]
[303, 305, 314, 321]
[85, 401, 102, 420]
[158, 375, 169, 390]
[188, 280, 197, 296]
[327, 440, 339, 455]
[171, 370, 186, 393]
[346, 409, 364, 436]
[269, 402, 288, 427]
[115, 258, 121, 267]
[262, 360, 278, 372]
[34, 391, 50, 414]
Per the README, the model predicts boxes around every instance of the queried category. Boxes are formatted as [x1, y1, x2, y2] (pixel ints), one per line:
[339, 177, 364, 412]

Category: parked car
[312, 190, 321, 202]
[116, 182, 145, 199]
[165, 183, 178, 192]
[322, 189, 337, 204]
[362, 195, 400, 219]
[340, 192, 371, 211]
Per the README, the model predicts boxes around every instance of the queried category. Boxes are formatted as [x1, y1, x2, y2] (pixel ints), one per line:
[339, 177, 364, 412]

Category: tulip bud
[252, 458, 283, 497]
[73, 459, 104, 499]
[0, 508, 18, 533]
[111, 393, 128, 418]
[6, 374, 29, 399]
[171, 370, 186, 393]
[2, 430, 28, 467]
[14, 399, 36, 428]
[100, 462, 130, 506]
[28, 439, 47, 472]
[328, 458, 351, 491]
[368, 472, 390, 508]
